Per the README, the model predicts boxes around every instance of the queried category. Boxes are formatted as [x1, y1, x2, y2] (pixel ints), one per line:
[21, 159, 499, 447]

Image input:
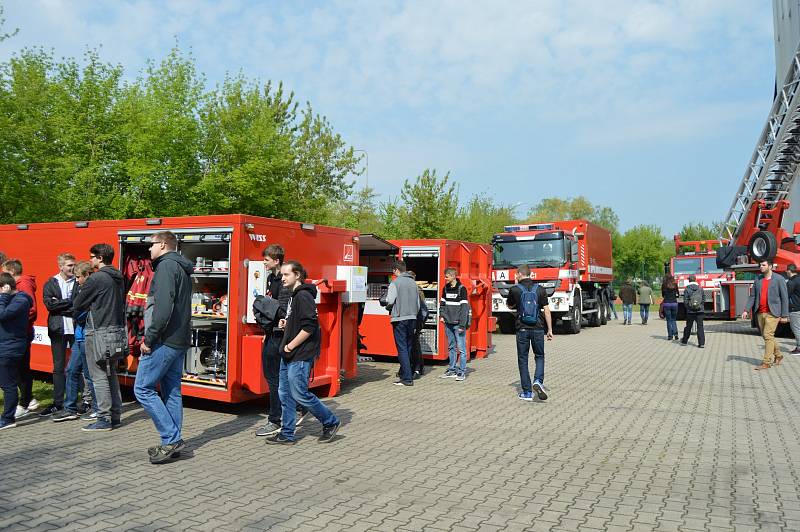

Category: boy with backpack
[506, 264, 552, 401]
[680, 274, 705, 348]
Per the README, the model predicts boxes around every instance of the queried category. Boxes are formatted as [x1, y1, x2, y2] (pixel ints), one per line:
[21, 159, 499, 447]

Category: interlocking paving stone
[2, 319, 800, 530]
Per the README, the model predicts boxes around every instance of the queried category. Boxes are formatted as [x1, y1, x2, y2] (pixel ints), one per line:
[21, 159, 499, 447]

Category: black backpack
[686, 286, 704, 312]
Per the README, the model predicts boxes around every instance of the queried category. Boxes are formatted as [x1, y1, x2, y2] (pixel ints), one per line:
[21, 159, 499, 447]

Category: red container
[0, 215, 360, 402]
[359, 237, 493, 361]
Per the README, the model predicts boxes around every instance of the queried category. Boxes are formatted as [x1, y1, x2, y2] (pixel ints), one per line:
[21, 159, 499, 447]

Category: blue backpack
[519, 283, 540, 325]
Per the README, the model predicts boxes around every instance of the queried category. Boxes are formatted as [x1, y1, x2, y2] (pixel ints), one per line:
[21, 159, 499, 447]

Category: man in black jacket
[41, 253, 75, 416]
[787, 264, 800, 354]
[134, 231, 193, 463]
[265, 261, 340, 445]
[254, 243, 304, 437]
[72, 244, 125, 432]
[507, 264, 553, 402]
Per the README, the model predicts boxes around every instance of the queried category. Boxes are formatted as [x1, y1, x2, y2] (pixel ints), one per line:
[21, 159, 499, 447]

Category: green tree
[398, 169, 458, 238]
[450, 194, 516, 243]
[526, 195, 619, 233]
[322, 185, 382, 234]
[678, 221, 724, 242]
[614, 225, 670, 282]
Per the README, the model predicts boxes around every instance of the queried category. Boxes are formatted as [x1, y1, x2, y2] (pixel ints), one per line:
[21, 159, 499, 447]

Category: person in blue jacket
[0, 272, 34, 430]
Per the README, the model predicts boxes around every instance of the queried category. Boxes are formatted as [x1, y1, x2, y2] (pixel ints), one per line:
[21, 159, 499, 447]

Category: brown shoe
[774, 356, 784, 366]
[754, 364, 771, 371]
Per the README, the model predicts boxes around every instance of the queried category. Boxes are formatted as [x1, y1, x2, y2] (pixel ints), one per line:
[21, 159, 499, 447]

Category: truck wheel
[599, 294, 608, 325]
[749, 231, 778, 262]
[498, 314, 515, 334]
[568, 301, 582, 334]
[588, 304, 600, 327]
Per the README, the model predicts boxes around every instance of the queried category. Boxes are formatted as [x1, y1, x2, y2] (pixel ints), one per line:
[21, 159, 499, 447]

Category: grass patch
[0, 379, 54, 409]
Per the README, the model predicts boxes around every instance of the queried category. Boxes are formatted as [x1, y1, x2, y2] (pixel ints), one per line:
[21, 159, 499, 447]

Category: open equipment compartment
[118, 228, 233, 388]
[400, 246, 440, 354]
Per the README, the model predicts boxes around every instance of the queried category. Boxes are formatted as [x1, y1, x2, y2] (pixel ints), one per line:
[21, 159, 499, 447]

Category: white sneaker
[15, 405, 31, 419]
[27, 398, 40, 411]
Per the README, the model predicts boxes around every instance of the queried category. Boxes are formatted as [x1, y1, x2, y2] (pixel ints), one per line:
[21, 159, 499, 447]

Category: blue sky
[0, 1, 777, 235]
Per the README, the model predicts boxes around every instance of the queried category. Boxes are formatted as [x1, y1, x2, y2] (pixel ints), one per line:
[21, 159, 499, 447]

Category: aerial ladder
[717, 41, 800, 272]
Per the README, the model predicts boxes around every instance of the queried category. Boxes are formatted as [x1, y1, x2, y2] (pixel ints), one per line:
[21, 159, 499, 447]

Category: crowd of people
[2, 238, 800, 458]
[0, 233, 341, 461]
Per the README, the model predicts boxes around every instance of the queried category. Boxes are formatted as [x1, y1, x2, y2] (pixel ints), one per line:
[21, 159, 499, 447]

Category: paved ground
[2, 317, 800, 531]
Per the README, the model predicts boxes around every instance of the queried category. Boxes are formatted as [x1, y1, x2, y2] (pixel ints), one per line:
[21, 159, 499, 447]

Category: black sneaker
[393, 380, 413, 386]
[318, 421, 341, 443]
[255, 421, 281, 437]
[77, 402, 91, 415]
[679, 341, 687, 346]
[111, 419, 122, 429]
[38, 405, 59, 417]
[52, 410, 79, 422]
[147, 440, 185, 458]
[149, 440, 185, 463]
[532, 382, 548, 401]
[265, 433, 296, 445]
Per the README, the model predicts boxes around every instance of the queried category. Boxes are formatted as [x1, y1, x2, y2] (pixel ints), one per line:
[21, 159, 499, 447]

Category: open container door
[400, 245, 442, 359]
[118, 227, 233, 390]
[358, 234, 400, 357]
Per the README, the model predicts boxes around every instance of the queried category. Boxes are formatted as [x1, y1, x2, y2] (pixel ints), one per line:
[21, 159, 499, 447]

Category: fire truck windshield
[493, 238, 566, 267]
[702, 257, 723, 273]
[673, 258, 701, 275]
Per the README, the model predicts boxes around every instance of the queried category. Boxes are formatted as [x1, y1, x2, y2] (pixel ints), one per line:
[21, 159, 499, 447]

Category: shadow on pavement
[726, 354, 762, 366]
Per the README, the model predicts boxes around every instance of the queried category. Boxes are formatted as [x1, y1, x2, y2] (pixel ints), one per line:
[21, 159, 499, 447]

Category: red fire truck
[491, 220, 614, 334]
[669, 236, 745, 319]
[0, 215, 363, 403]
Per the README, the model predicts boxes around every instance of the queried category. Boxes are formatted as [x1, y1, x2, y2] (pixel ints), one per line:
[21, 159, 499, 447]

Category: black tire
[749, 231, 778, 262]
[599, 293, 608, 325]
[568, 299, 582, 334]
[497, 313, 515, 334]
[588, 301, 600, 327]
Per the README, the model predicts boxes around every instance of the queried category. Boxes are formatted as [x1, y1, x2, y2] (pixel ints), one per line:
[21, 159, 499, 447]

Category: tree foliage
[526, 195, 619, 233]
[614, 225, 671, 282]
[0, 46, 357, 224]
[678, 221, 724, 242]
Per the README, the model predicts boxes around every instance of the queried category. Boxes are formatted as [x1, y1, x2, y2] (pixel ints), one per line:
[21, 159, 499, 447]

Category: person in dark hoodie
[679, 274, 706, 349]
[134, 231, 193, 464]
[2, 259, 39, 417]
[266, 260, 340, 445]
[0, 272, 34, 430]
[439, 267, 471, 381]
[72, 243, 126, 432]
[507, 264, 552, 401]
[618, 279, 636, 325]
[255, 244, 308, 437]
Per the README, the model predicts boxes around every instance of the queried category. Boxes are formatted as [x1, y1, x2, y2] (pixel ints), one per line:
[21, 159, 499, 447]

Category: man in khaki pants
[743, 260, 789, 370]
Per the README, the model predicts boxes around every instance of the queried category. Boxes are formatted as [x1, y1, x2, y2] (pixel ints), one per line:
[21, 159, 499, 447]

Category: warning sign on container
[343, 244, 354, 263]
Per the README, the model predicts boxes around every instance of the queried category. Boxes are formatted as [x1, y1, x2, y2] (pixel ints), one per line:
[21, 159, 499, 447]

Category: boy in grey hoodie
[385, 260, 420, 386]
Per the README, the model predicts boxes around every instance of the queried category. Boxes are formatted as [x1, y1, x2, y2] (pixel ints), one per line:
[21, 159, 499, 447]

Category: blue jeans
[663, 303, 678, 338]
[134, 344, 185, 445]
[623, 304, 633, 322]
[516, 328, 544, 392]
[609, 302, 618, 319]
[392, 320, 415, 384]
[64, 340, 96, 413]
[278, 359, 338, 441]
[640, 304, 650, 322]
[444, 323, 467, 375]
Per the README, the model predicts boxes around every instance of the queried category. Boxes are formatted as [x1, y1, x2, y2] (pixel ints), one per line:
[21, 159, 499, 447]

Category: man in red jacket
[2, 260, 38, 417]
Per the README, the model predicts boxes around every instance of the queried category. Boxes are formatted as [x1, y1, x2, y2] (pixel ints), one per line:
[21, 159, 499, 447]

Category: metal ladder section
[722, 41, 800, 241]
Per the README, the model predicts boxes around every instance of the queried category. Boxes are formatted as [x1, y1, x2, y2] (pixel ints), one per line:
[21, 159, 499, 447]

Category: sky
[0, 1, 778, 235]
